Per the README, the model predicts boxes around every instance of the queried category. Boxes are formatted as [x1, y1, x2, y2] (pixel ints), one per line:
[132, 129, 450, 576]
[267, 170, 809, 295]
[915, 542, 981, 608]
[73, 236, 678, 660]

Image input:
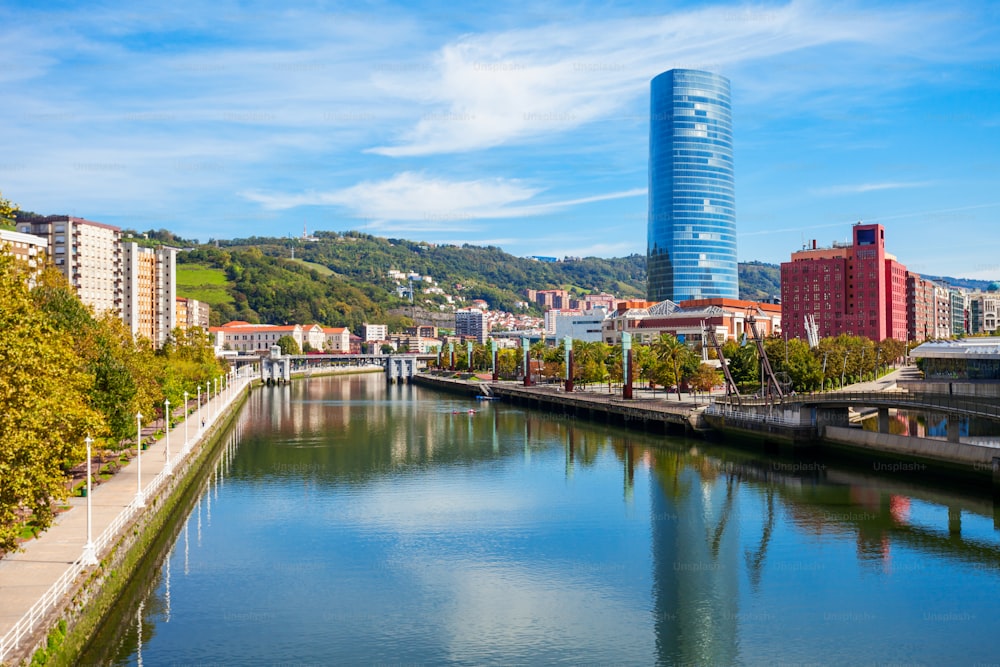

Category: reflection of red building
[782, 223, 908, 342]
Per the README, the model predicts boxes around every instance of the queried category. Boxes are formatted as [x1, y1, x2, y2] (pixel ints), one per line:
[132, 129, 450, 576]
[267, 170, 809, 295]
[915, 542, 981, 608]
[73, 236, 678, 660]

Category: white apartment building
[361, 323, 388, 342]
[19, 216, 122, 316]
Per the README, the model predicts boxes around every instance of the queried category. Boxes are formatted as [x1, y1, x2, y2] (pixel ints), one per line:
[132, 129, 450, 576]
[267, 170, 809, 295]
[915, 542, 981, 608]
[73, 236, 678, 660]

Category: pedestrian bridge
[250, 353, 430, 384]
[708, 390, 1000, 445]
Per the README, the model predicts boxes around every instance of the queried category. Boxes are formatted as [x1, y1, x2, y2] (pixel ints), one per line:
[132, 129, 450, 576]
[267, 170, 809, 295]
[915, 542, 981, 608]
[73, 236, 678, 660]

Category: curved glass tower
[647, 69, 737, 302]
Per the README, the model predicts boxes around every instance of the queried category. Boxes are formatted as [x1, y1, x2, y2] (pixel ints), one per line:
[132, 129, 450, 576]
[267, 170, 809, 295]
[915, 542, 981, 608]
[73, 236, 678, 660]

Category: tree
[0, 254, 103, 552]
[0, 190, 16, 225]
[276, 335, 301, 355]
[651, 334, 693, 400]
[688, 363, 722, 398]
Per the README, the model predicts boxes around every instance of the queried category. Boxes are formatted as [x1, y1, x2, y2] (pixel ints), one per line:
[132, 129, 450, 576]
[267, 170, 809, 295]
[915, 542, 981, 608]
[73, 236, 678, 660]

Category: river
[81, 373, 1000, 665]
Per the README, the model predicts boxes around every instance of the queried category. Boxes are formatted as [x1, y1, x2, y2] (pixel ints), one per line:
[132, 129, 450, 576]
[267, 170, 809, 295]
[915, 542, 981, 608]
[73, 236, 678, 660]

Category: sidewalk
[0, 374, 252, 663]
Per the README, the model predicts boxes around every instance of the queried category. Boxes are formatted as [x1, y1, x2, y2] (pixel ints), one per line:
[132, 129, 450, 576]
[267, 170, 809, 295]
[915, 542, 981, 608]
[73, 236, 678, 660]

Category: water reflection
[85, 374, 1000, 666]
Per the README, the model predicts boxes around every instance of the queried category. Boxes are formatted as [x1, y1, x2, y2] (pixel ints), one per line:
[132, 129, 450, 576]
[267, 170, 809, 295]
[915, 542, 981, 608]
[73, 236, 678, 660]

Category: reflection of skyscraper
[650, 461, 739, 664]
[647, 69, 738, 302]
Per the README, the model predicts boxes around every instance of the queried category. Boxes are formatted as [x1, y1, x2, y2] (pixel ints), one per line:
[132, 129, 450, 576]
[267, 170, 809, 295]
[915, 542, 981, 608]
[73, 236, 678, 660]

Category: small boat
[476, 395, 499, 401]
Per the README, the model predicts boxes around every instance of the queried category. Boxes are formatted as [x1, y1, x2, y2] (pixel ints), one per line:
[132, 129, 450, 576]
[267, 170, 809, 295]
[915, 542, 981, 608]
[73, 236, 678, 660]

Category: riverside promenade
[0, 371, 254, 665]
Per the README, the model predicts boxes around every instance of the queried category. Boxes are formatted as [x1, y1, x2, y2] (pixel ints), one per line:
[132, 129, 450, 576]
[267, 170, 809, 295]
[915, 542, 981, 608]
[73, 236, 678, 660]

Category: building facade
[647, 69, 738, 302]
[176, 296, 211, 331]
[360, 323, 388, 342]
[781, 224, 907, 342]
[553, 308, 608, 343]
[455, 308, 488, 344]
[122, 242, 177, 347]
[603, 298, 780, 346]
[210, 321, 305, 353]
[0, 229, 48, 280]
[18, 216, 122, 316]
[322, 327, 351, 352]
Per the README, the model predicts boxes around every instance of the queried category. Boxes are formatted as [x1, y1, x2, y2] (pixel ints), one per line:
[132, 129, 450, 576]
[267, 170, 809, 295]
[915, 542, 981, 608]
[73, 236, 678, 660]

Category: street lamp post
[82, 435, 97, 565]
[183, 391, 189, 450]
[164, 399, 172, 475]
[841, 351, 849, 389]
[197, 385, 202, 431]
[135, 412, 145, 507]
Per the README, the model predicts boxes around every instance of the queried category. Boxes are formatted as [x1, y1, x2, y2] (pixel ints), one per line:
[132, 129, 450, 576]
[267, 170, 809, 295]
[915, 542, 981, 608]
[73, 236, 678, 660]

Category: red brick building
[781, 223, 908, 342]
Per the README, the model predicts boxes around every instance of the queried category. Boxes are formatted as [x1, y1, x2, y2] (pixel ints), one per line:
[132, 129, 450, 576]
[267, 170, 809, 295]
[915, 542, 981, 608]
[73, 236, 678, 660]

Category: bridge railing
[705, 403, 814, 427]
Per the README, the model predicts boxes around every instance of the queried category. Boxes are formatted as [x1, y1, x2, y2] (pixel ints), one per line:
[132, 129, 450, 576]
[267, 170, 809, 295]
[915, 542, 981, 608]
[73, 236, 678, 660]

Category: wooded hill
[175, 230, 781, 328]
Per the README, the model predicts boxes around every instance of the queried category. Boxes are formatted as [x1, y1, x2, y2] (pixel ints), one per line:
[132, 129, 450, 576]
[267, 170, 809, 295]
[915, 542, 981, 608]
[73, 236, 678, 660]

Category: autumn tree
[0, 254, 103, 552]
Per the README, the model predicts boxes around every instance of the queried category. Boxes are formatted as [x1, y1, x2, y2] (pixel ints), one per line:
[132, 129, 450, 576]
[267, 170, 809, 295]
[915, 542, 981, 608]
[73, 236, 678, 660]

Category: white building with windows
[553, 307, 608, 343]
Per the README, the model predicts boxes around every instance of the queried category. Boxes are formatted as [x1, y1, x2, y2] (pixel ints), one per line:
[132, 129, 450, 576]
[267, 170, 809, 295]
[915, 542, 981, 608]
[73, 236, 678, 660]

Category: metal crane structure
[744, 307, 784, 402]
[702, 320, 741, 403]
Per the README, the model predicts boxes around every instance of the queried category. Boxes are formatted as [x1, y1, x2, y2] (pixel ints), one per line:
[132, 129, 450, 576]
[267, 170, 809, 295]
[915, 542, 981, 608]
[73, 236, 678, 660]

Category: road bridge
[249, 353, 433, 384]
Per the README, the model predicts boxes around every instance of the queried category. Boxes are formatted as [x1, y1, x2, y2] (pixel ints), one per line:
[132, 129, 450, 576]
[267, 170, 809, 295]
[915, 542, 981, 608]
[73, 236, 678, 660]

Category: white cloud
[369, 1, 958, 156]
[242, 172, 645, 224]
[809, 181, 936, 196]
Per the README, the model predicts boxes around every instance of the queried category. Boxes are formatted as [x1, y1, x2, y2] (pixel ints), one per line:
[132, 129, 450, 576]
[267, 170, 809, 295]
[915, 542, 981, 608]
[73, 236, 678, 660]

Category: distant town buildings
[647, 69, 738, 302]
[553, 308, 608, 343]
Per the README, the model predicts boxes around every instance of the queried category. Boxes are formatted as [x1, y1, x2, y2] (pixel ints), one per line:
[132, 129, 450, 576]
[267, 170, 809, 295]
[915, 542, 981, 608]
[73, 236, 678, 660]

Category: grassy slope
[175, 263, 234, 307]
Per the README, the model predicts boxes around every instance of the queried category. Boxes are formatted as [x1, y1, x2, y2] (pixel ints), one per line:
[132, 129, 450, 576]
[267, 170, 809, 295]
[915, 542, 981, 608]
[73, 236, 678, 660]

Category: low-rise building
[211, 321, 305, 353]
[553, 307, 607, 343]
[603, 298, 781, 346]
[322, 327, 351, 352]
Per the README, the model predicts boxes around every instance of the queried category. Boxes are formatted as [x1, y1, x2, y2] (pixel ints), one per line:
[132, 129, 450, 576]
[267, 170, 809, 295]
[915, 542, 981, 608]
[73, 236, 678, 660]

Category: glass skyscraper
[647, 69, 737, 302]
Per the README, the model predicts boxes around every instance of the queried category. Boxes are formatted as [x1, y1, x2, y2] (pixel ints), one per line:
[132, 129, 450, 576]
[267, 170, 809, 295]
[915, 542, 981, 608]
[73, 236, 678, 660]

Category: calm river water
[82, 373, 1000, 665]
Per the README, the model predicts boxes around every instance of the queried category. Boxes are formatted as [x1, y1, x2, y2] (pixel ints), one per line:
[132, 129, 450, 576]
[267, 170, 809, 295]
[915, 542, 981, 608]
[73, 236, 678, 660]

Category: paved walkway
[0, 375, 252, 662]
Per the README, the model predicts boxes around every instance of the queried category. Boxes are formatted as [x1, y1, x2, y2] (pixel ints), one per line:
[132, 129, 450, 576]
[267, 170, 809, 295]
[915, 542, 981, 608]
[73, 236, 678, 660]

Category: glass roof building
[647, 69, 738, 302]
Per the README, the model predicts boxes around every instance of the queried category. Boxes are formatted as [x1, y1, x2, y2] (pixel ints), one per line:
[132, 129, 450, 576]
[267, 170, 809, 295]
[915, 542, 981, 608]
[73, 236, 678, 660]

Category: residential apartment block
[18, 215, 123, 316]
[0, 229, 48, 279]
[322, 327, 351, 352]
[176, 296, 211, 331]
[122, 242, 177, 347]
[455, 308, 488, 344]
[781, 224, 907, 342]
[360, 323, 388, 342]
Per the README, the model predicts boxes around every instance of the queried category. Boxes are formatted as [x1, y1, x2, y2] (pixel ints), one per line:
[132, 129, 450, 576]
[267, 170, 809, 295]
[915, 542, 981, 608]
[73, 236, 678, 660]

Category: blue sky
[3, 0, 1000, 278]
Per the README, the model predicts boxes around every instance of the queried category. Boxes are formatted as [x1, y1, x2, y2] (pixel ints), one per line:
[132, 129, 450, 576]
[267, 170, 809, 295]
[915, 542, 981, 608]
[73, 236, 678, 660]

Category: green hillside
[175, 263, 234, 308]
[172, 230, 783, 327]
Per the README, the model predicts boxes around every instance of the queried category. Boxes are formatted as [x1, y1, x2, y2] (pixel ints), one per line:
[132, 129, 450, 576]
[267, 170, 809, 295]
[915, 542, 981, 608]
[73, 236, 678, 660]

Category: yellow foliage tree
[0, 254, 103, 552]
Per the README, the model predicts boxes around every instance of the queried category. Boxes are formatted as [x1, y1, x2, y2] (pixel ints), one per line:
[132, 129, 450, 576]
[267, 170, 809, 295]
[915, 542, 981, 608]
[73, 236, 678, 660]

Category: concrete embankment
[411, 374, 708, 435]
[821, 425, 1000, 482]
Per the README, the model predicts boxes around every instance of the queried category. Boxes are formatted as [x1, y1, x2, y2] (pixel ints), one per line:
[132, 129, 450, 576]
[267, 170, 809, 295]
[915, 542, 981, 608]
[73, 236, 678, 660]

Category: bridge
[712, 390, 1000, 437]
[706, 388, 1000, 479]
[245, 353, 435, 385]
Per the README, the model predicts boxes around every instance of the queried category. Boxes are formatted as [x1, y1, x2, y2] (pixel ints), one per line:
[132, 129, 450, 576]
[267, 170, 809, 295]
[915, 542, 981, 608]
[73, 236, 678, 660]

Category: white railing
[0, 374, 253, 662]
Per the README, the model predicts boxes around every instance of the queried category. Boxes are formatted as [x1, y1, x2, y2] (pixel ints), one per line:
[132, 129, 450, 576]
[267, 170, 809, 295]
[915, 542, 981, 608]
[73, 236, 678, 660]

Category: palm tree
[652, 333, 690, 401]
